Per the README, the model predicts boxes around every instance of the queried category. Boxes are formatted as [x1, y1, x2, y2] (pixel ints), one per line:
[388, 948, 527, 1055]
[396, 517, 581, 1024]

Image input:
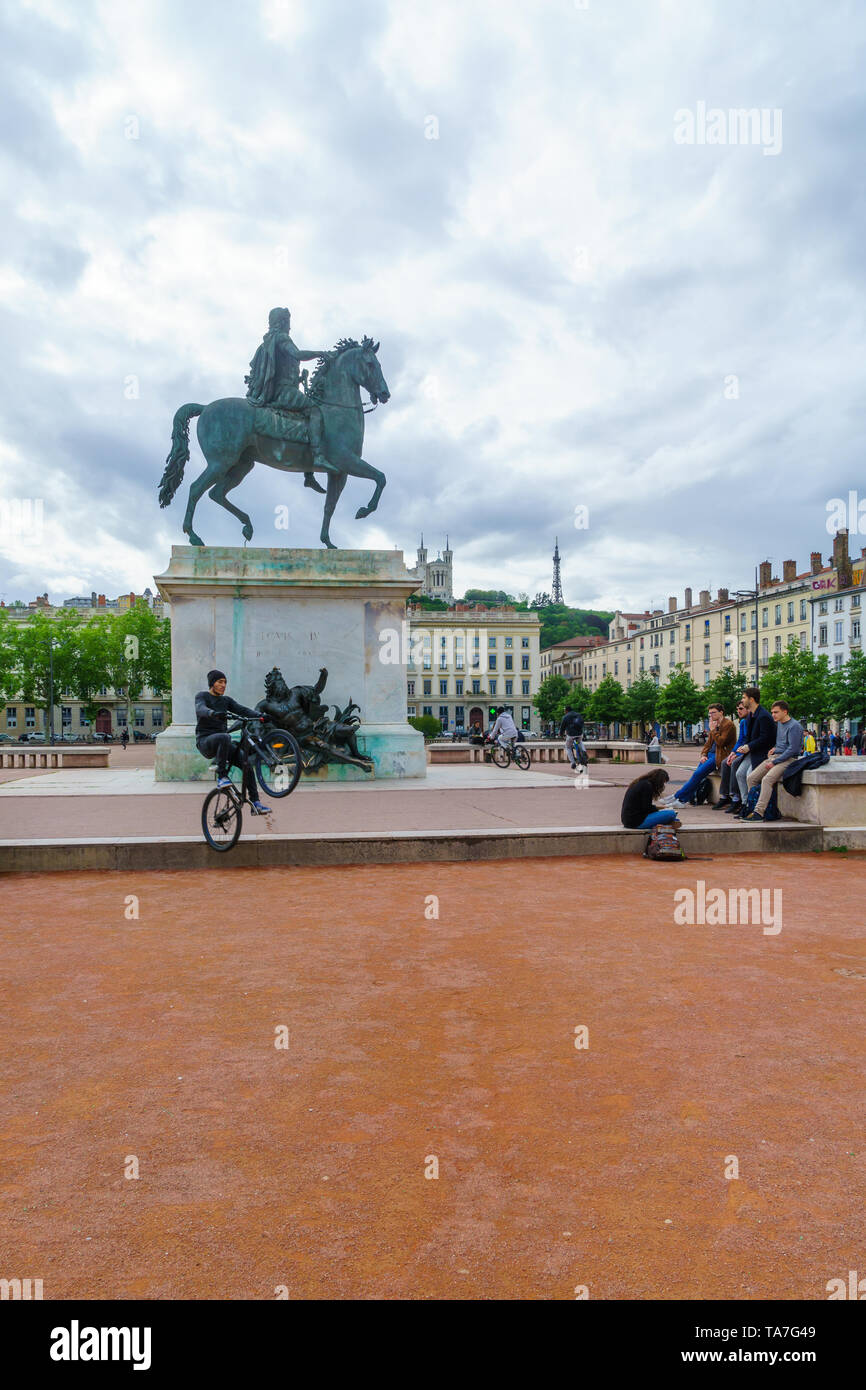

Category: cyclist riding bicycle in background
[487, 705, 519, 749]
[195, 669, 271, 815]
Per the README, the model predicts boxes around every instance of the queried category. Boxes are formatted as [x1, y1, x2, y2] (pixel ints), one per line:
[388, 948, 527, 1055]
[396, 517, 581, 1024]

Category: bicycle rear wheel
[513, 744, 531, 771]
[202, 786, 242, 851]
[491, 744, 510, 768]
[255, 727, 302, 798]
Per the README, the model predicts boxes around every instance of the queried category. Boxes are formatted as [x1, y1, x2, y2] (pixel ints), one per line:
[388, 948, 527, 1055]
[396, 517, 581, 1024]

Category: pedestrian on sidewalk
[121, 727, 129, 750]
[621, 768, 682, 830]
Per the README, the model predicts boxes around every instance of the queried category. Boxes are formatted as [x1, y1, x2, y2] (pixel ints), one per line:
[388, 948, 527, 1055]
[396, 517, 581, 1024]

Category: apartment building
[406, 603, 541, 731]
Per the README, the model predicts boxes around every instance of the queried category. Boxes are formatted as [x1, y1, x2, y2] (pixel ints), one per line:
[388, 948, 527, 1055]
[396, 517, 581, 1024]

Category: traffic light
[489, 707, 497, 719]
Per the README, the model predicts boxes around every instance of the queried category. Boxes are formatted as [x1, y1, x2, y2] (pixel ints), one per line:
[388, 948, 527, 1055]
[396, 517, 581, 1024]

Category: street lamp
[732, 566, 761, 685]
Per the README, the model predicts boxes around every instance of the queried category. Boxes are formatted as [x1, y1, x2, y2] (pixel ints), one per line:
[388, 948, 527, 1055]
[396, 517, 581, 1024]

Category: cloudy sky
[1, 0, 864, 613]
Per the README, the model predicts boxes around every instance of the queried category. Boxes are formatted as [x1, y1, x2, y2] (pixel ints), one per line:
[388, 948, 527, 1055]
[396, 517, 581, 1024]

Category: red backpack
[644, 824, 686, 860]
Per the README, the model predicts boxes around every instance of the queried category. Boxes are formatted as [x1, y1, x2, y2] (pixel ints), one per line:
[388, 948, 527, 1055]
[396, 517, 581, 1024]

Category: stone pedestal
[153, 547, 425, 781]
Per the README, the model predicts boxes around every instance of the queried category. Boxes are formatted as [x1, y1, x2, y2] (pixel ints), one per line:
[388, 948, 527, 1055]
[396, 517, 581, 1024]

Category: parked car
[25, 732, 47, 743]
[132, 729, 151, 742]
[91, 730, 114, 743]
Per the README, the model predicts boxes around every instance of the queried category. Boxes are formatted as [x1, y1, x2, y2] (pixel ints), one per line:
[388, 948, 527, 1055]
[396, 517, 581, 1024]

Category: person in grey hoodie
[744, 700, 804, 821]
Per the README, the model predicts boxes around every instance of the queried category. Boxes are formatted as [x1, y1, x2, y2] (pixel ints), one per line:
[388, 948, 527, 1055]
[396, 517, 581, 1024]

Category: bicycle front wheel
[202, 786, 242, 851]
[513, 745, 531, 771]
[491, 744, 510, 768]
[256, 727, 302, 798]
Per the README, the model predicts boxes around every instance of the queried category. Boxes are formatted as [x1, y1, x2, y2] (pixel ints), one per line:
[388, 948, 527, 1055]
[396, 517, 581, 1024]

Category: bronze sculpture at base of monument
[256, 666, 373, 774]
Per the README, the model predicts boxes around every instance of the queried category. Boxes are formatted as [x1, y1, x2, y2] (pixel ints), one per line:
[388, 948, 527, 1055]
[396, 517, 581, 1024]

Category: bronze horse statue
[158, 337, 390, 548]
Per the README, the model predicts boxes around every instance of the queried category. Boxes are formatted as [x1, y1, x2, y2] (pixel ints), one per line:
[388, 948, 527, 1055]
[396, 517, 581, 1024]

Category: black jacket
[559, 711, 585, 737]
[621, 778, 657, 829]
[743, 705, 775, 768]
[194, 691, 259, 740]
[780, 750, 830, 797]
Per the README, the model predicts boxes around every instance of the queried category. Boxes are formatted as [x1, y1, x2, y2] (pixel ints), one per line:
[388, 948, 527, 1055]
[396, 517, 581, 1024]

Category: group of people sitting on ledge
[621, 688, 806, 830]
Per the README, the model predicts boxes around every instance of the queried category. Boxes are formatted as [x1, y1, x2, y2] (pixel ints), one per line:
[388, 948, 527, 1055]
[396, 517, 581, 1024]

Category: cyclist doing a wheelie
[195, 669, 271, 815]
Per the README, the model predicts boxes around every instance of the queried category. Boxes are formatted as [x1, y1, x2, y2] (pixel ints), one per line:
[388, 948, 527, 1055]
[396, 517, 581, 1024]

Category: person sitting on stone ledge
[621, 768, 682, 831]
[661, 704, 736, 808]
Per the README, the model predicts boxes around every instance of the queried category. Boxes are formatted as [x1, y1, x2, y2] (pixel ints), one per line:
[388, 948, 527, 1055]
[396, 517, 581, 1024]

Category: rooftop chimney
[718, 587, 729, 603]
[810, 552, 822, 575]
[759, 561, 772, 589]
[668, 596, 677, 613]
[684, 587, 692, 609]
[699, 589, 710, 609]
[782, 559, 796, 582]
[91, 590, 96, 606]
[97, 593, 106, 606]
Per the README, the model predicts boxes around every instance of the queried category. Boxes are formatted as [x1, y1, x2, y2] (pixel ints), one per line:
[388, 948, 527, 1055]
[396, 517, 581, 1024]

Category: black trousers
[719, 752, 744, 800]
[197, 734, 258, 801]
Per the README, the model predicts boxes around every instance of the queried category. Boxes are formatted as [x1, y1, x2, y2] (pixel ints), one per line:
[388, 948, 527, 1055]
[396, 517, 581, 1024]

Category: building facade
[406, 603, 541, 731]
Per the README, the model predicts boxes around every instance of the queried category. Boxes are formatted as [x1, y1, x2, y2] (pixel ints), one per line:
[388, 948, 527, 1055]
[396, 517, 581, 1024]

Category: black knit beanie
[207, 669, 227, 688]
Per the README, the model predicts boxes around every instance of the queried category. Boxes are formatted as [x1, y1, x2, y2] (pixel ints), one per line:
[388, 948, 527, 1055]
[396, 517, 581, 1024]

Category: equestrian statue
[158, 307, 390, 549]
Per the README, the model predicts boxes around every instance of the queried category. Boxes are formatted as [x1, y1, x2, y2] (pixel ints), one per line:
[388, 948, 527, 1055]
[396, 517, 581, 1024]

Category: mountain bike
[488, 736, 531, 771]
[201, 717, 302, 852]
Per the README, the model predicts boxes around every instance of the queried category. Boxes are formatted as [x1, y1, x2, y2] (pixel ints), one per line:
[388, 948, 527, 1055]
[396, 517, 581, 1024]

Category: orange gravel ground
[1, 854, 864, 1301]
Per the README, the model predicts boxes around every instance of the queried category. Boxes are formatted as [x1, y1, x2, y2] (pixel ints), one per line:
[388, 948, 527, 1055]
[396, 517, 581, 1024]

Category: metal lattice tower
[552, 537, 563, 604]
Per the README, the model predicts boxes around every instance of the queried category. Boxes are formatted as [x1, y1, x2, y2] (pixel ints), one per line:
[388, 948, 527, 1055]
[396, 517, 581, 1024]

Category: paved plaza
[1, 856, 863, 1300]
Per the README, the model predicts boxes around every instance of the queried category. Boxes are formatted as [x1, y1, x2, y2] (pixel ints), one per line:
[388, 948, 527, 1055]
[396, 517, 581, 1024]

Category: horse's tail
[158, 403, 204, 507]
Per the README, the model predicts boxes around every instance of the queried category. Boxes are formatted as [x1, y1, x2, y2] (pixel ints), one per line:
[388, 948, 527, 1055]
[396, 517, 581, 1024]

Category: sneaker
[216, 776, 232, 789]
[712, 798, 731, 811]
[724, 801, 741, 814]
[744, 811, 764, 822]
[250, 800, 271, 815]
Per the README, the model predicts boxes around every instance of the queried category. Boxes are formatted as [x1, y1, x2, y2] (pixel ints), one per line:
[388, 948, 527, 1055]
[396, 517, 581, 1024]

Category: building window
[472, 679, 481, 694]
[455, 657, 464, 671]
[80, 709, 90, 727]
[669, 651, 675, 666]
[489, 680, 497, 695]
[787, 602, 794, 622]
[422, 705, 432, 717]
[61, 706, 72, 727]
[439, 679, 448, 695]
[439, 656, 447, 671]
[835, 597, 844, 612]
[851, 593, 860, 608]
[799, 631, 807, 650]
[800, 599, 807, 619]
[685, 624, 690, 640]
[775, 636, 782, 654]
[505, 654, 513, 670]
[407, 680, 415, 696]
[740, 613, 746, 632]
[774, 604, 781, 624]
[740, 642, 746, 665]
[455, 679, 463, 696]
[751, 611, 757, 630]
[762, 608, 768, 627]
[488, 635, 496, 648]
[762, 638, 768, 660]
[834, 653, 844, 670]
[704, 670, 711, 685]
[724, 641, 732, 660]
[614, 660, 618, 676]
[703, 643, 710, 663]
[819, 600, 828, 615]
[521, 680, 530, 695]
[640, 636, 645, 649]
[818, 624, 827, 646]
[834, 621, 843, 643]
[521, 637, 529, 648]
[505, 679, 513, 695]
[640, 656, 644, 672]
[488, 655, 497, 670]
[455, 706, 464, 724]
[852, 619, 861, 640]
[685, 647, 690, 663]
[724, 614, 731, 632]
[439, 706, 448, 724]
[750, 639, 756, 662]
[521, 656, 529, 670]
[422, 655, 432, 670]
[423, 679, 432, 695]
[25, 707, 36, 727]
[152, 706, 163, 728]
[408, 705, 416, 717]
[505, 637, 513, 647]
[627, 658, 632, 674]
[704, 619, 710, 636]
[116, 708, 127, 726]
[134, 707, 146, 727]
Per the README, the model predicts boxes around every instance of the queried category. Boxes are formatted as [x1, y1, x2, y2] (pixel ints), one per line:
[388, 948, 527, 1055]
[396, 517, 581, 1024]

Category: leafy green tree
[589, 676, 626, 727]
[409, 714, 442, 740]
[828, 649, 866, 727]
[14, 611, 82, 730]
[706, 666, 752, 716]
[533, 674, 572, 724]
[623, 675, 658, 735]
[655, 666, 705, 734]
[103, 607, 169, 729]
[761, 642, 831, 724]
[0, 610, 19, 702]
[565, 681, 593, 716]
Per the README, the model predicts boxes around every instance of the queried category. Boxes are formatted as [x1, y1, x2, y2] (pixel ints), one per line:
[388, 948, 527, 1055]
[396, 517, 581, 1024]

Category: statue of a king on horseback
[158, 305, 390, 549]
